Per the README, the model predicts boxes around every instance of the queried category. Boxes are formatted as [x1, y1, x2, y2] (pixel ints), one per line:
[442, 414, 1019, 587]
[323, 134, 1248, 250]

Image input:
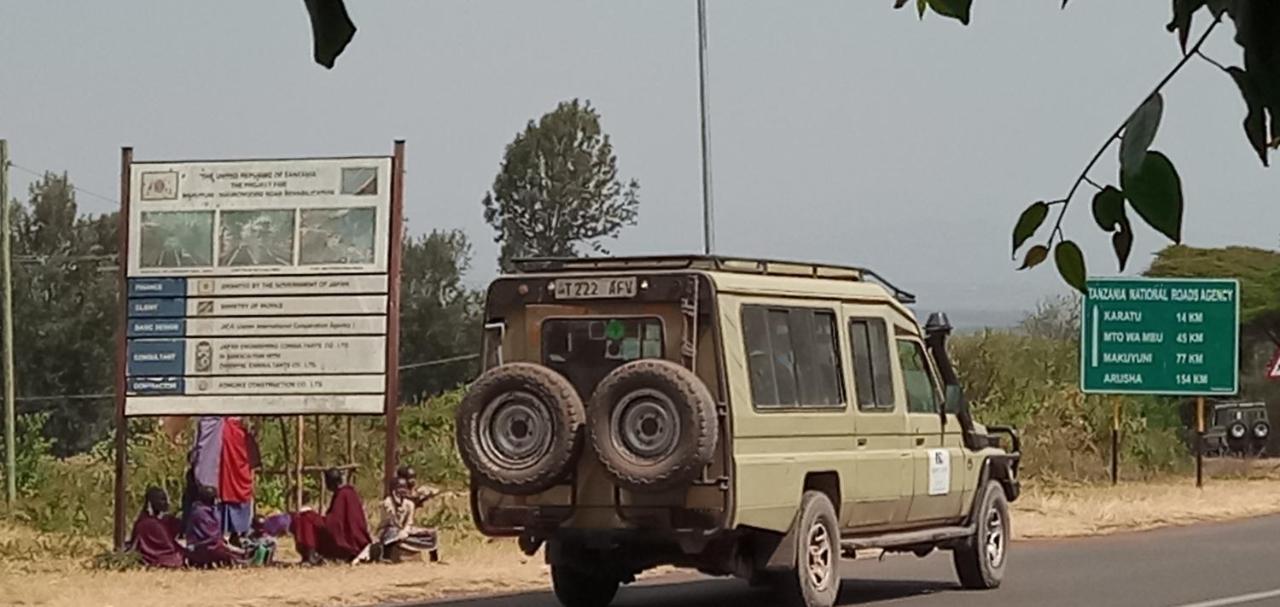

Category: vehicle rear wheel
[774, 490, 841, 607]
[953, 480, 1009, 590]
[456, 363, 585, 495]
[588, 359, 718, 492]
[551, 563, 620, 607]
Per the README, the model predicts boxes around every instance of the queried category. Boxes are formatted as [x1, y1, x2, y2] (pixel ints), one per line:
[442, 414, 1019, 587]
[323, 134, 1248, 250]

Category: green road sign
[1081, 277, 1239, 395]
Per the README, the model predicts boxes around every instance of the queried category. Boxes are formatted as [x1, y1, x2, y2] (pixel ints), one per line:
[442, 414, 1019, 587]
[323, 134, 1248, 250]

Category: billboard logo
[140, 171, 178, 201]
[194, 341, 213, 373]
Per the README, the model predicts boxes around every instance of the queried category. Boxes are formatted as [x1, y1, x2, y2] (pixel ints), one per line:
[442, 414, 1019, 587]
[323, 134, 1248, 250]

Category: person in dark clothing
[290, 470, 373, 564]
[185, 485, 244, 568]
[127, 486, 184, 569]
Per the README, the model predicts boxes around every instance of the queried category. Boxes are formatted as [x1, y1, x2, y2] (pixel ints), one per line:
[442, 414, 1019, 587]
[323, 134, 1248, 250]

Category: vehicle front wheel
[953, 480, 1010, 590]
[775, 490, 841, 607]
[551, 563, 620, 607]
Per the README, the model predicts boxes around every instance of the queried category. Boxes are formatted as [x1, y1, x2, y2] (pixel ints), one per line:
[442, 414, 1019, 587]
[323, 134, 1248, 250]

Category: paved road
[413, 515, 1280, 607]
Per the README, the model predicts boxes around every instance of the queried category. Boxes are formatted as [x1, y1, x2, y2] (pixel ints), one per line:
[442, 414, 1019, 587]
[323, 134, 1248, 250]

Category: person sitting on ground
[289, 492, 326, 566]
[395, 466, 441, 508]
[126, 486, 184, 569]
[184, 484, 244, 568]
[291, 469, 373, 564]
[376, 477, 440, 563]
[242, 515, 277, 566]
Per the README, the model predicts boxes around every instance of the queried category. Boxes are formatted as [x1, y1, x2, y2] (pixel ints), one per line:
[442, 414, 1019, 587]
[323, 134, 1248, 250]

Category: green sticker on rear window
[605, 319, 626, 340]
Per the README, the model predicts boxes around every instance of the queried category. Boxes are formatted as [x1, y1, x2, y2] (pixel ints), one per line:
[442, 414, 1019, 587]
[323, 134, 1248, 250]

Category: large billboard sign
[1080, 277, 1239, 396]
[121, 156, 400, 416]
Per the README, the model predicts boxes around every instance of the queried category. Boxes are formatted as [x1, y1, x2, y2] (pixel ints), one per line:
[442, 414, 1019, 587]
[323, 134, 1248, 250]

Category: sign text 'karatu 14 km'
[1081, 278, 1239, 396]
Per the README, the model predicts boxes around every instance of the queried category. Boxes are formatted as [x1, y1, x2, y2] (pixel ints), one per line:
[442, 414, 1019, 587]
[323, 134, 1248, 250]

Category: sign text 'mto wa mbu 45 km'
[1081, 278, 1239, 396]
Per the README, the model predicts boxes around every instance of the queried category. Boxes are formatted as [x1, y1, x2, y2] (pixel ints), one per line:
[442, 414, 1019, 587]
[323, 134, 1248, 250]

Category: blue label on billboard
[128, 318, 186, 338]
[128, 298, 185, 318]
[128, 377, 185, 395]
[127, 340, 186, 376]
[128, 278, 187, 298]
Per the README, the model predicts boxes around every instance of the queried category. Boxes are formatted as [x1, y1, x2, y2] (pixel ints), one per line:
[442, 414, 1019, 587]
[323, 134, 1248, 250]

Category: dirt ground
[5, 476, 1280, 607]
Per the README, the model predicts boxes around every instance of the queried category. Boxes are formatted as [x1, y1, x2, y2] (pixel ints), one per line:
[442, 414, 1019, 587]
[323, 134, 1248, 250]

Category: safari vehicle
[455, 256, 1021, 607]
[1203, 402, 1270, 457]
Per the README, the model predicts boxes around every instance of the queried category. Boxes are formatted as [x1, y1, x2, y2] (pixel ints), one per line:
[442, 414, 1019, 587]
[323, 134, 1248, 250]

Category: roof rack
[512, 255, 917, 304]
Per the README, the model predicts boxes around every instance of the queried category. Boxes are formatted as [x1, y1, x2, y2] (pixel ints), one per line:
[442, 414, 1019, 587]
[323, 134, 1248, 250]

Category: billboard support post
[1111, 398, 1120, 486]
[384, 140, 405, 496]
[113, 147, 133, 550]
[1196, 396, 1205, 489]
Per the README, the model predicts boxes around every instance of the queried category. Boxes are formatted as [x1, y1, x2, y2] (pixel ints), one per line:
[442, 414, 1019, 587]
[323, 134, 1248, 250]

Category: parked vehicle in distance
[455, 256, 1021, 607]
[1203, 401, 1270, 457]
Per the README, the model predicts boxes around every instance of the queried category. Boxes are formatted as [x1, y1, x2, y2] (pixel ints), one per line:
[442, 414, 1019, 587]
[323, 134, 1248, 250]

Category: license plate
[554, 277, 637, 300]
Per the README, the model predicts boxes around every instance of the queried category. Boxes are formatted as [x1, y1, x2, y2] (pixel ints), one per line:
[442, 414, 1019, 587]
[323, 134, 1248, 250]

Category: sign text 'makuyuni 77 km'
[1081, 277, 1239, 395]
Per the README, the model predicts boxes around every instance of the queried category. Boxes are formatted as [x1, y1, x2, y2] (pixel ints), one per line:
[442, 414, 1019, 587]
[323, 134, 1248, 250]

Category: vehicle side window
[849, 318, 895, 411]
[742, 305, 844, 409]
[896, 339, 941, 414]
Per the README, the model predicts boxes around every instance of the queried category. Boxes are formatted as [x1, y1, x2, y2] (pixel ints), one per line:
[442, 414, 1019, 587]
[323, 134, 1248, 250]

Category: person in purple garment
[184, 485, 244, 568]
[126, 486, 184, 569]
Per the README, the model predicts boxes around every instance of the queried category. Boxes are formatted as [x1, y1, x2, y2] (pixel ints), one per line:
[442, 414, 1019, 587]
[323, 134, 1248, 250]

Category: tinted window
[896, 339, 940, 414]
[542, 317, 663, 397]
[850, 318, 895, 411]
[742, 306, 844, 408]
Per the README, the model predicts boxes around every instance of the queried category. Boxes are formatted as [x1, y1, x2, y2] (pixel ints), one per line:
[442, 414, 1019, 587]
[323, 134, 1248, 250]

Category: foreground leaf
[1091, 186, 1125, 232]
[305, 0, 357, 69]
[1012, 201, 1049, 257]
[1054, 241, 1087, 293]
[1167, 0, 1207, 51]
[927, 0, 972, 24]
[1227, 66, 1271, 166]
[1019, 245, 1050, 271]
[1120, 94, 1164, 177]
[1112, 220, 1134, 272]
[1120, 151, 1184, 243]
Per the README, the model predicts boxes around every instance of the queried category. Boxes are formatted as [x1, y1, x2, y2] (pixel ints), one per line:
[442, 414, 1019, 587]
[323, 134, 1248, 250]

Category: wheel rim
[1255, 424, 1269, 439]
[806, 520, 834, 591]
[478, 391, 554, 470]
[610, 389, 681, 462]
[985, 507, 1006, 569]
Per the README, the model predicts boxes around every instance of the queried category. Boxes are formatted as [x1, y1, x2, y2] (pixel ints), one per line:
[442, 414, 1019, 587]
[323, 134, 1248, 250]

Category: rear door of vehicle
[843, 306, 912, 528]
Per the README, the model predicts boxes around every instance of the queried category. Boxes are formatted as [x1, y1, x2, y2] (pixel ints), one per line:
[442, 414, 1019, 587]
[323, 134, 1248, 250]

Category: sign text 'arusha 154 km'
[1081, 277, 1240, 396]
[123, 157, 397, 416]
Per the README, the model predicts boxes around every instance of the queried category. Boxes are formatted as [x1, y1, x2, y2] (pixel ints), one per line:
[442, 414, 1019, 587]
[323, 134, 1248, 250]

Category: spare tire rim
[1255, 423, 1270, 439]
[1230, 423, 1248, 440]
[479, 391, 554, 470]
[611, 388, 681, 462]
[806, 520, 833, 591]
[986, 507, 1006, 569]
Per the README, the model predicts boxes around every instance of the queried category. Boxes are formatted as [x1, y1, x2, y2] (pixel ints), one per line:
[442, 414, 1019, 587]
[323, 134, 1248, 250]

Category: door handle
[857, 438, 868, 447]
[915, 437, 926, 446]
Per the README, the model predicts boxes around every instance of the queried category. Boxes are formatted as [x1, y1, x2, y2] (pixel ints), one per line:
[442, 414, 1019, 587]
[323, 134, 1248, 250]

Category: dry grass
[6, 474, 1280, 606]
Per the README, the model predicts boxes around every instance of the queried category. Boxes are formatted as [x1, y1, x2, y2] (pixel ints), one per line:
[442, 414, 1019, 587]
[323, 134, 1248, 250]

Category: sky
[2, 1, 1276, 321]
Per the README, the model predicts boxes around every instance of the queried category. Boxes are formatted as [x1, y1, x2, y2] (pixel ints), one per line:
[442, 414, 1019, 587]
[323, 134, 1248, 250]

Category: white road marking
[1172, 588, 1280, 607]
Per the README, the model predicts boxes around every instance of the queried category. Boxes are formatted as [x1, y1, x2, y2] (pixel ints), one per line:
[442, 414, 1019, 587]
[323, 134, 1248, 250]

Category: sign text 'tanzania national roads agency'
[1081, 278, 1239, 396]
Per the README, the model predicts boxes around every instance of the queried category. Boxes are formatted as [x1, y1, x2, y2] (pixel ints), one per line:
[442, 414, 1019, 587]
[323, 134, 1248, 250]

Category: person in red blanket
[126, 486, 184, 568]
[291, 469, 372, 564]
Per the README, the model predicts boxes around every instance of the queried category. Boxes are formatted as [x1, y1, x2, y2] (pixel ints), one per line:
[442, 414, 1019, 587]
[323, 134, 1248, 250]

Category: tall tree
[482, 99, 640, 272]
[10, 173, 119, 456]
[398, 228, 482, 402]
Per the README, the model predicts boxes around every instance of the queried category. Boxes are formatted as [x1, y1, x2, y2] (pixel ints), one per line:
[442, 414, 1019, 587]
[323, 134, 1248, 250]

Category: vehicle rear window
[742, 306, 844, 409]
[849, 318, 895, 411]
[542, 317, 663, 397]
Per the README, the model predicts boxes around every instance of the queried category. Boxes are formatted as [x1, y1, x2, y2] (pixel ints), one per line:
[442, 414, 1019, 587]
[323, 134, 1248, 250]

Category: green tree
[398, 228, 482, 402]
[481, 99, 640, 272]
[10, 173, 119, 456]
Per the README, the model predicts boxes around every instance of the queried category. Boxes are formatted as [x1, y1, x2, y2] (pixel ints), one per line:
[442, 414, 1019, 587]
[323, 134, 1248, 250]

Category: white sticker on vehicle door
[928, 449, 951, 496]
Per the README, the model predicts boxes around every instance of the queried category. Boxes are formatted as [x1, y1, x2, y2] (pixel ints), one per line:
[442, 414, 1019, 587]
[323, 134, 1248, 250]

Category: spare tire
[1253, 421, 1270, 440]
[456, 363, 585, 495]
[587, 359, 718, 492]
[1229, 421, 1249, 441]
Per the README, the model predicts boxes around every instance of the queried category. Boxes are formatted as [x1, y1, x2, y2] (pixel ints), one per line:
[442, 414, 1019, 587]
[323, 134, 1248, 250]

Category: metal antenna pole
[697, 0, 715, 255]
[0, 140, 13, 508]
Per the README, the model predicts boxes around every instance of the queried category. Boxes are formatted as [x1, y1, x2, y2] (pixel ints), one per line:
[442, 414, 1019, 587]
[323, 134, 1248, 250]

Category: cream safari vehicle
[455, 256, 1021, 607]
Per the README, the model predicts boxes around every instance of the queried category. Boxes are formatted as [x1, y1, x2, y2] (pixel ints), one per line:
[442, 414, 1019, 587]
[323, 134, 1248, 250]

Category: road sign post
[1081, 278, 1240, 490]
[1111, 398, 1120, 486]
